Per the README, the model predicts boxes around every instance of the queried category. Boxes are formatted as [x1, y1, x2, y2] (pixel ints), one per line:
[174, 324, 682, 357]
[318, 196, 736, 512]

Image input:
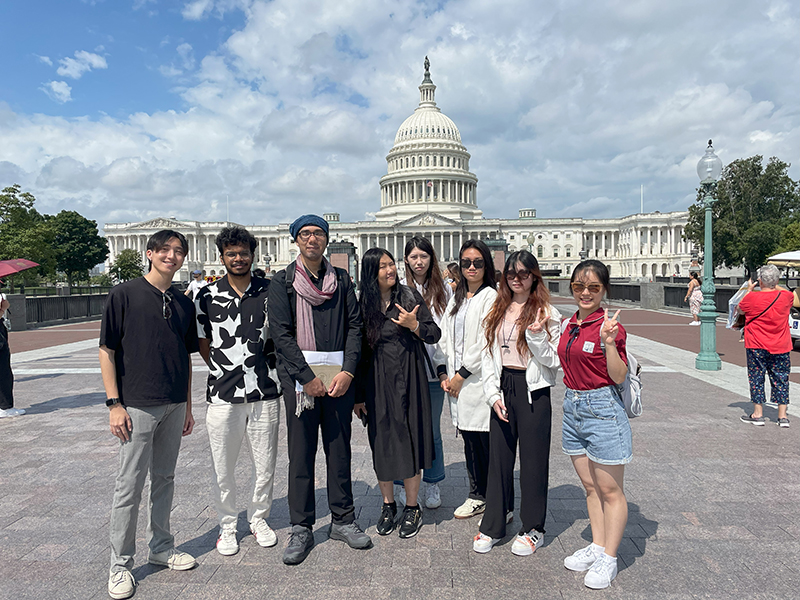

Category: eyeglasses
[506, 269, 531, 282]
[162, 291, 173, 320]
[460, 258, 485, 270]
[296, 230, 327, 241]
[571, 282, 603, 294]
[223, 251, 252, 259]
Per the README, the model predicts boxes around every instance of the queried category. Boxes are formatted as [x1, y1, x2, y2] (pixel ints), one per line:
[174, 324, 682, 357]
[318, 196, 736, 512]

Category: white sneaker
[472, 532, 500, 553]
[394, 483, 406, 506]
[425, 483, 441, 509]
[250, 519, 278, 548]
[216, 528, 239, 556]
[564, 543, 603, 571]
[584, 553, 618, 589]
[454, 498, 485, 519]
[108, 570, 135, 599]
[689, 321, 701, 326]
[0, 407, 24, 418]
[149, 547, 197, 570]
[511, 529, 544, 556]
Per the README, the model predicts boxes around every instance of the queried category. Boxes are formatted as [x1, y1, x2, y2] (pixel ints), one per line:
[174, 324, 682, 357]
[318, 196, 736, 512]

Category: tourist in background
[473, 251, 560, 556]
[737, 264, 793, 427]
[185, 269, 208, 299]
[355, 248, 440, 538]
[0, 286, 24, 419]
[395, 236, 451, 510]
[445, 262, 460, 293]
[684, 271, 702, 325]
[559, 259, 631, 590]
[439, 240, 510, 520]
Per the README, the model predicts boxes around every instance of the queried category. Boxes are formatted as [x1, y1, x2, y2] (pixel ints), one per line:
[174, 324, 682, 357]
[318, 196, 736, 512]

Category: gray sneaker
[740, 414, 766, 426]
[283, 525, 314, 565]
[778, 417, 790, 428]
[329, 521, 372, 549]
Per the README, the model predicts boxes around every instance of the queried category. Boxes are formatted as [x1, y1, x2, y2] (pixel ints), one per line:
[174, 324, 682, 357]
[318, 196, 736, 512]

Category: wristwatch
[106, 398, 122, 408]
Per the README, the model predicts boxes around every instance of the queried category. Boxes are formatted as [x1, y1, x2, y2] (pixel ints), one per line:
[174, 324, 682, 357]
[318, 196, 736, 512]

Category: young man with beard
[195, 226, 282, 556]
[267, 214, 371, 565]
[100, 230, 198, 600]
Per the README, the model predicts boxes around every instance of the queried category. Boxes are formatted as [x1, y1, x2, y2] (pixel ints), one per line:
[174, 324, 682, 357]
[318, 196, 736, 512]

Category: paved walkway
[1, 305, 798, 599]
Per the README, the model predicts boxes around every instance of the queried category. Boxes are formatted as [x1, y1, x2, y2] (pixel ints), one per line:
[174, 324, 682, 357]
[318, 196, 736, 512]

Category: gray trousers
[109, 402, 185, 573]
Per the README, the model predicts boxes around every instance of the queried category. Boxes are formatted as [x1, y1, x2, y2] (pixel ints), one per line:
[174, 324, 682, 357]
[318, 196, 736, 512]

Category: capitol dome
[376, 58, 481, 222]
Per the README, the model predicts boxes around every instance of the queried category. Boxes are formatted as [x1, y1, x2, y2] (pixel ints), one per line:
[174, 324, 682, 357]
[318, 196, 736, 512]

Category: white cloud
[56, 50, 108, 79]
[182, 0, 214, 20]
[176, 43, 195, 70]
[36, 55, 52, 66]
[40, 81, 72, 103]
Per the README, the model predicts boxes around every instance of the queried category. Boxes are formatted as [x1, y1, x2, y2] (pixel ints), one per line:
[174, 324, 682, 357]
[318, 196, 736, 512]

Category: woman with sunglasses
[439, 240, 505, 520]
[559, 260, 630, 589]
[354, 248, 441, 539]
[399, 236, 452, 510]
[473, 251, 560, 555]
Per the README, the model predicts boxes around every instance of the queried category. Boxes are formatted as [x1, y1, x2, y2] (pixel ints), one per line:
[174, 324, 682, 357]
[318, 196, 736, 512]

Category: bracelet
[342, 371, 355, 379]
[412, 322, 420, 334]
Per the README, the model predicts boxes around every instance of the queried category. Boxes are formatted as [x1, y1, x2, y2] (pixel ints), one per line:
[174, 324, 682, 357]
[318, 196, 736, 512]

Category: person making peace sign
[354, 248, 441, 539]
[559, 260, 631, 590]
[474, 251, 561, 556]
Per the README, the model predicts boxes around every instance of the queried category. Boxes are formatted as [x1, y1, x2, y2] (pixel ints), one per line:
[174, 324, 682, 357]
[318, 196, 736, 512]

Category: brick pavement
[1, 311, 798, 600]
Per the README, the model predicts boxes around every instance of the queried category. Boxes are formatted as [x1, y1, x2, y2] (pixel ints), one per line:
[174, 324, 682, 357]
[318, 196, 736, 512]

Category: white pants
[205, 399, 281, 529]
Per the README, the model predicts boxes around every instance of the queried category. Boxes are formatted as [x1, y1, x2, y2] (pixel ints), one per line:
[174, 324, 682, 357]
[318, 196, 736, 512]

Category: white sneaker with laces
[564, 543, 603, 571]
[454, 498, 486, 519]
[511, 529, 544, 556]
[472, 532, 500, 553]
[0, 407, 24, 418]
[584, 553, 618, 589]
[108, 570, 135, 599]
[250, 519, 278, 547]
[216, 528, 239, 556]
[148, 547, 197, 570]
[394, 483, 406, 506]
[425, 483, 441, 509]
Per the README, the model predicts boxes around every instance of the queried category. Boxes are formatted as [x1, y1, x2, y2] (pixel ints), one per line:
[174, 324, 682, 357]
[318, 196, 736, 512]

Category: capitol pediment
[395, 212, 461, 228]
[126, 217, 188, 230]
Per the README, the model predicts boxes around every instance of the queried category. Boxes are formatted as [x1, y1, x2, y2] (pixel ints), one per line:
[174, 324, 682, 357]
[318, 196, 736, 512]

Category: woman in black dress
[354, 248, 441, 539]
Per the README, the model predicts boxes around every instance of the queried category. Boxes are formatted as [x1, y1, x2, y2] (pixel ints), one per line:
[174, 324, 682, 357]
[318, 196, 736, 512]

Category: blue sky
[0, 0, 797, 231]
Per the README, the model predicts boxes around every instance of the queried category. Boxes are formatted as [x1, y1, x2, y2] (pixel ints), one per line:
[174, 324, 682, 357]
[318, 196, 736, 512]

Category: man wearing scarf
[267, 214, 371, 565]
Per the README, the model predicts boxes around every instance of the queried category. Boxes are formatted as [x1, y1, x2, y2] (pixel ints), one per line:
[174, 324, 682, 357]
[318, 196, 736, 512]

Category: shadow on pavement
[23, 391, 106, 414]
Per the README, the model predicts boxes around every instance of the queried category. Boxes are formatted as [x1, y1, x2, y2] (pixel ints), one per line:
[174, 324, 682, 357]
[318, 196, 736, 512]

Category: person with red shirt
[558, 260, 631, 590]
[737, 264, 794, 427]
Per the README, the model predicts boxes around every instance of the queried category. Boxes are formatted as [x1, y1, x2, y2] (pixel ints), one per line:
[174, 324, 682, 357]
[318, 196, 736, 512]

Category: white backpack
[561, 318, 643, 419]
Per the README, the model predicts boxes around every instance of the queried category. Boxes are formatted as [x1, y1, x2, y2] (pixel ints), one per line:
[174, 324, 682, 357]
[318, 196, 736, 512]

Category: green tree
[0, 184, 56, 285]
[774, 221, 800, 254]
[109, 248, 144, 282]
[50, 210, 109, 287]
[684, 156, 800, 275]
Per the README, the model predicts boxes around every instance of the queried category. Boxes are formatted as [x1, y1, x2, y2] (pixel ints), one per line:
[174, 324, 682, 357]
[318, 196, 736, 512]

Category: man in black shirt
[268, 214, 371, 565]
[196, 227, 282, 557]
[100, 230, 198, 600]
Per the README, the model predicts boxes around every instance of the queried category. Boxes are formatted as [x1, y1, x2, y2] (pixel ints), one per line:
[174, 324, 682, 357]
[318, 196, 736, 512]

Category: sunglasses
[162, 291, 173, 320]
[506, 269, 531, 282]
[571, 282, 603, 294]
[460, 258, 485, 270]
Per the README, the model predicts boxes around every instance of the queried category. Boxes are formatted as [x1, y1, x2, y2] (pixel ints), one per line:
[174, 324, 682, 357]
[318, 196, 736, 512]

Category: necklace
[501, 317, 517, 349]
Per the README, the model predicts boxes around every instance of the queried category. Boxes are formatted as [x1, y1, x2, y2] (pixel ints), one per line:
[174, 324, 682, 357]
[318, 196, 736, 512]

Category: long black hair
[450, 239, 496, 316]
[359, 247, 400, 348]
[404, 236, 447, 318]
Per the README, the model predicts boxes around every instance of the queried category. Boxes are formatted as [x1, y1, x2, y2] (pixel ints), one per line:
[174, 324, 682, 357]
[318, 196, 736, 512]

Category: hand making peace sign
[526, 307, 549, 334]
[392, 303, 420, 332]
[600, 308, 621, 345]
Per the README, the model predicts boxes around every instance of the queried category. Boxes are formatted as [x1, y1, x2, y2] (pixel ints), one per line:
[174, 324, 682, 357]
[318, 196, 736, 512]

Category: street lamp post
[695, 140, 723, 371]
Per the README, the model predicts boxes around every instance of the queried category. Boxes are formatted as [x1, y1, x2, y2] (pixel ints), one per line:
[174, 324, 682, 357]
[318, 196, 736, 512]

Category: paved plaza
[1, 302, 798, 600]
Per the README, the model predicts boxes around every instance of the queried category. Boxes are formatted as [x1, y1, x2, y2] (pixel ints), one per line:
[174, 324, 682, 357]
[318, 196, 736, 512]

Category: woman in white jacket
[473, 251, 561, 555]
[439, 239, 508, 520]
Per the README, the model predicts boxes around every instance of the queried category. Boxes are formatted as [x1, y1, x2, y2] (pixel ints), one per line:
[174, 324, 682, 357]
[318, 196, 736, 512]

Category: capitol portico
[104, 59, 694, 281]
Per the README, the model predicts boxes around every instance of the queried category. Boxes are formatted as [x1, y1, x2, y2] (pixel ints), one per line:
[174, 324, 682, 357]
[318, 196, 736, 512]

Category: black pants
[283, 388, 355, 528]
[0, 325, 13, 410]
[480, 368, 551, 539]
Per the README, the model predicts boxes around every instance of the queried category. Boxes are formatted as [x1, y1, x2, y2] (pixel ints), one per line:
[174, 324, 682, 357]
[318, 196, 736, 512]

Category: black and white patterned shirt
[196, 276, 281, 404]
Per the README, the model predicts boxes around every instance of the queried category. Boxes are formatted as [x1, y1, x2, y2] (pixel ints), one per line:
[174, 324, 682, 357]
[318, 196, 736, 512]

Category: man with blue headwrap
[268, 214, 371, 565]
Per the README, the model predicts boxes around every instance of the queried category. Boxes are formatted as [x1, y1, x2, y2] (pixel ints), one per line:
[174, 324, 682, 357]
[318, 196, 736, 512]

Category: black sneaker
[778, 417, 790, 428]
[740, 414, 766, 426]
[377, 503, 397, 536]
[398, 505, 423, 539]
[329, 521, 372, 549]
[282, 525, 314, 565]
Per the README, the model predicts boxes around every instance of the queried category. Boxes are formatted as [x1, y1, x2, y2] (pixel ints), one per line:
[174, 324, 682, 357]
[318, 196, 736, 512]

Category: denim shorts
[561, 386, 632, 466]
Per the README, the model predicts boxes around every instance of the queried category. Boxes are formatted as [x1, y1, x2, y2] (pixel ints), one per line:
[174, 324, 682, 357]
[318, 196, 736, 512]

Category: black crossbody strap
[747, 292, 781, 326]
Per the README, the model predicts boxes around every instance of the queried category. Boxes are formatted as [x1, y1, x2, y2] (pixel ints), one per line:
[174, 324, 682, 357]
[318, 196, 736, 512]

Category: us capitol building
[104, 59, 693, 281]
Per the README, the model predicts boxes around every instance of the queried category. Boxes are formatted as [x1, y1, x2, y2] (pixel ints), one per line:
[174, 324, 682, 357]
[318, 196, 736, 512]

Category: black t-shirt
[100, 277, 199, 408]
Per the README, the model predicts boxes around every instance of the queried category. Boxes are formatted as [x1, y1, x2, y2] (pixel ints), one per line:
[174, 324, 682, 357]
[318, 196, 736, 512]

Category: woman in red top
[737, 264, 794, 427]
[558, 260, 630, 590]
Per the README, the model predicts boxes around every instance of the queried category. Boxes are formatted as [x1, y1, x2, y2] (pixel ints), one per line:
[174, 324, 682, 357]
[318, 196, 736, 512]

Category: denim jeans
[206, 399, 281, 529]
[423, 380, 446, 484]
[109, 402, 186, 573]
